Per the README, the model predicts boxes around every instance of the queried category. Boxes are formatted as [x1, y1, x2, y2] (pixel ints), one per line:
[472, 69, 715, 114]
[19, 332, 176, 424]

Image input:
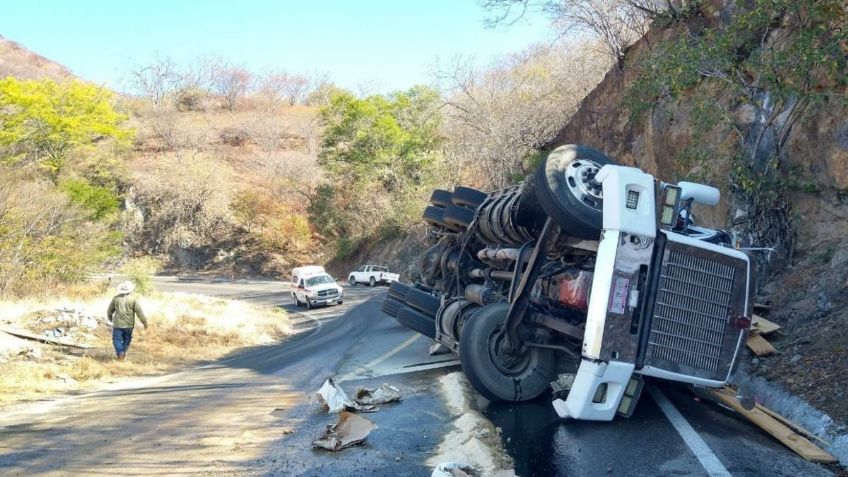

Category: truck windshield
[373, 266, 388, 272]
[306, 275, 334, 287]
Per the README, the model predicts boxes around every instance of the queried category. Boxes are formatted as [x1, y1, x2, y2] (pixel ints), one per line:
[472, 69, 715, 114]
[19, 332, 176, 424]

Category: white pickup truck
[348, 265, 399, 287]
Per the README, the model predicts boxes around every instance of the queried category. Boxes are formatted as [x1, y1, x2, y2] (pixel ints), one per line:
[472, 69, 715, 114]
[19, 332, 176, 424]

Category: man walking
[107, 281, 148, 360]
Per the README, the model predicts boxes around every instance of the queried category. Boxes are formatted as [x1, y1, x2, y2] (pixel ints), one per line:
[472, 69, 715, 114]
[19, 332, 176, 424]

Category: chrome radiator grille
[647, 249, 736, 375]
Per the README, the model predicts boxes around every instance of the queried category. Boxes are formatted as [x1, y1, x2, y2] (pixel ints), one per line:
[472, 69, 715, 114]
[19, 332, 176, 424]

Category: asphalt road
[0, 277, 837, 476]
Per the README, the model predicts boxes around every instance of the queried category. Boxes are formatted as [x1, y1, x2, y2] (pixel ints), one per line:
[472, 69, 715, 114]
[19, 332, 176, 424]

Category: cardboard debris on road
[706, 387, 837, 464]
[312, 411, 375, 452]
[431, 462, 478, 477]
[315, 378, 374, 413]
[353, 384, 402, 406]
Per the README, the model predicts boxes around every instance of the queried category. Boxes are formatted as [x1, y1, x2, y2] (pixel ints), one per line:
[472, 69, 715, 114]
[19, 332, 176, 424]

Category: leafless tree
[211, 63, 252, 111]
[256, 70, 310, 112]
[175, 56, 216, 111]
[127, 57, 182, 108]
[437, 42, 610, 187]
[482, 0, 664, 67]
[282, 72, 311, 106]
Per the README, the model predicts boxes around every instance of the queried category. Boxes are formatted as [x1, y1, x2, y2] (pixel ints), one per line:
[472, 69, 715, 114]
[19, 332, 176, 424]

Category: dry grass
[0, 292, 290, 408]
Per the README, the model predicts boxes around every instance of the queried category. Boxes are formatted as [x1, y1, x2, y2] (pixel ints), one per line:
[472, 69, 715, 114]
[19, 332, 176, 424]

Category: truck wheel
[381, 297, 403, 317]
[423, 206, 448, 228]
[430, 189, 453, 208]
[349, 276, 357, 286]
[443, 204, 475, 229]
[404, 288, 441, 317]
[535, 144, 616, 240]
[452, 186, 488, 209]
[459, 302, 555, 402]
[369, 277, 376, 287]
[395, 306, 437, 339]
[388, 282, 411, 301]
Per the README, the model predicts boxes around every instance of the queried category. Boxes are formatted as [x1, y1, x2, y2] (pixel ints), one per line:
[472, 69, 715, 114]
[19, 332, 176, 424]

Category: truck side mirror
[678, 181, 720, 207]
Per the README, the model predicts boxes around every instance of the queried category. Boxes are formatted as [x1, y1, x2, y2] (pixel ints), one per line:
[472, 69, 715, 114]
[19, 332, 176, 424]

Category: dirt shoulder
[0, 291, 291, 409]
[749, 246, 848, 425]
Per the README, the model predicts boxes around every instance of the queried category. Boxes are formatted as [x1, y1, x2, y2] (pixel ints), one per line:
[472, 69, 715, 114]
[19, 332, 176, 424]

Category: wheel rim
[564, 159, 603, 210]
[487, 326, 532, 376]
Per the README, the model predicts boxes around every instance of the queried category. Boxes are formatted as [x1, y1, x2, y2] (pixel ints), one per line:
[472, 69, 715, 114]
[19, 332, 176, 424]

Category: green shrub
[120, 257, 161, 295]
[334, 237, 361, 260]
[59, 178, 121, 221]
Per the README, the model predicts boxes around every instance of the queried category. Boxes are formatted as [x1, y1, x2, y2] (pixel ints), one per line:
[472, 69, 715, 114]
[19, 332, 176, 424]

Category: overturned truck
[382, 145, 753, 421]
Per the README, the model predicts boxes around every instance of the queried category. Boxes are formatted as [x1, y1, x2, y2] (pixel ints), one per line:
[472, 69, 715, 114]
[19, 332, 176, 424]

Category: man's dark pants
[112, 327, 134, 357]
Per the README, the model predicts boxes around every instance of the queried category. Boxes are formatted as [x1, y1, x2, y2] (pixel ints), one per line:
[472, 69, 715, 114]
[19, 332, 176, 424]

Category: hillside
[548, 0, 847, 423]
[124, 102, 323, 276]
[0, 36, 327, 289]
[0, 35, 73, 81]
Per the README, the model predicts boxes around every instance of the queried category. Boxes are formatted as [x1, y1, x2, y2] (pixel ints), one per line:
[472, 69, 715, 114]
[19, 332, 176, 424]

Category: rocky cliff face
[550, 20, 848, 254]
[550, 0, 848, 423]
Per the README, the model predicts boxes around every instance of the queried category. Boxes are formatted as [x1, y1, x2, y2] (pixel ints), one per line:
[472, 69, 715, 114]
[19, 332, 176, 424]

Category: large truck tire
[451, 186, 488, 209]
[535, 144, 616, 240]
[395, 306, 437, 339]
[381, 297, 404, 317]
[388, 282, 411, 301]
[404, 288, 441, 317]
[443, 204, 475, 230]
[430, 189, 453, 208]
[459, 302, 556, 402]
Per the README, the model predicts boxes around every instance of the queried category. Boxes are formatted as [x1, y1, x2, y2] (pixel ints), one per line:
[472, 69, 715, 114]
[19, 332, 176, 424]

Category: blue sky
[0, 0, 552, 93]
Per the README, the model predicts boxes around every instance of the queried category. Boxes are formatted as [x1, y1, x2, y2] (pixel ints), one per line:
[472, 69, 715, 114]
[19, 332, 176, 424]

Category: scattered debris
[746, 314, 781, 356]
[312, 411, 375, 452]
[429, 342, 451, 355]
[751, 315, 781, 335]
[56, 374, 77, 385]
[315, 378, 402, 412]
[706, 387, 837, 464]
[747, 332, 777, 356]
[19, 346, 43, 360]
[0, 327, 92, 349]
[315, 378, 375, 413]
[431, 462, 478, 477]
[354, 384, 402, 406]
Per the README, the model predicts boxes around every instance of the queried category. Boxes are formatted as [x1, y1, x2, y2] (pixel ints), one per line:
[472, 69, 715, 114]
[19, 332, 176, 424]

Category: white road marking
[364, 333, 421, 369]
[649, 386, 732, 477]
[334, 333, 421, 381]
[338, 359, 461, 382]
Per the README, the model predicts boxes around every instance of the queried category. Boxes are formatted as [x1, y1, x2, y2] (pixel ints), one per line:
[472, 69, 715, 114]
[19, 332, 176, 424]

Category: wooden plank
[708, 389, 837, 463]
[751, 314, 781, 335]
[746, 331, 776, 356]
[754, 303, 771, 312]
[0, 327, 93, 349]
[758, 405, 832, 448]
